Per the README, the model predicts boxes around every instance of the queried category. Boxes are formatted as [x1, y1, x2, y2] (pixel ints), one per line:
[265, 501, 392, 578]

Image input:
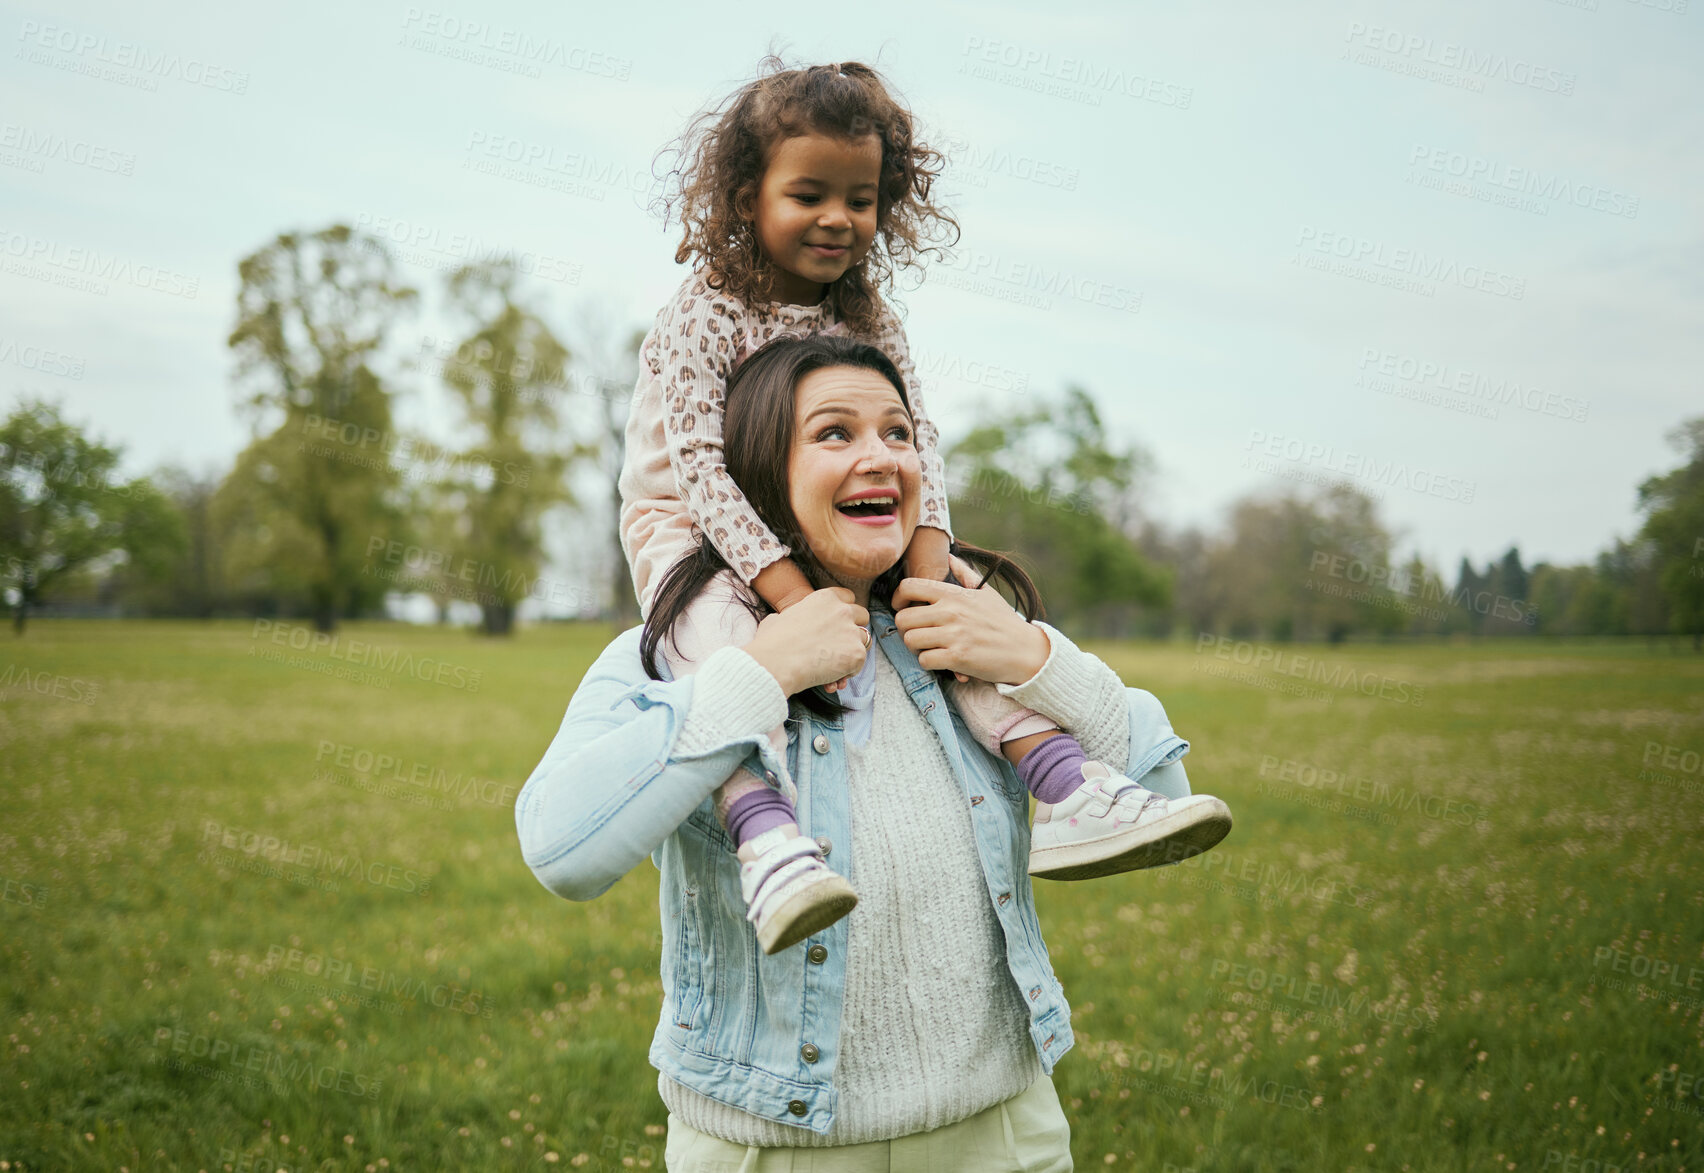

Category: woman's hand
[741, 587, 871, 696]
[890, 577, 1051, 686]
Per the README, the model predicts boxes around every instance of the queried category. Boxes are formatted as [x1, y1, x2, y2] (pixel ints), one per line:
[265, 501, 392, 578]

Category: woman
[514, 333, 1197, 1171]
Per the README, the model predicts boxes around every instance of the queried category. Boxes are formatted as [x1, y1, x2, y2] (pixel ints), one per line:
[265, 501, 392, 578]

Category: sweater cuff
[995, 621, 1130, 773]
[741, 540, 792, 587]
[673, 646, 789, 759]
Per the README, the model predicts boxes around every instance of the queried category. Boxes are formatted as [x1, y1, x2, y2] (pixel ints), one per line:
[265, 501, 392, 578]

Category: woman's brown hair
[640, 332, 1043, 719]
[649, 54, 961, 338]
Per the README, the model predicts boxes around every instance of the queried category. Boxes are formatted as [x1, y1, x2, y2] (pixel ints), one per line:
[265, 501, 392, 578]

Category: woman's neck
[819, 568, 874, 609]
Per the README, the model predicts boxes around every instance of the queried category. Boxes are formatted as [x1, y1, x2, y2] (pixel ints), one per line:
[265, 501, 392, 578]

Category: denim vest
[647, 606, 1071, 1134]
[516, 609, 1187, 1136]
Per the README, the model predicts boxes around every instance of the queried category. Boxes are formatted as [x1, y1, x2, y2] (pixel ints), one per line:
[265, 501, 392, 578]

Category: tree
[0, 400, 183, 634]
[1398, 554, 1449, 637]
[1638, 417, 1704, 649]
[1453, 558, 1487, 635]
[111, 465, 225, 617]
[1497, 546, 1530, 605]
[555, 307, 642, 627]
[1208, 482, 1397, 642]
[223, 223, 417, 631]
[943, 386, 1168, 637]
[1129, 520, 1208, 639]
[1528, 562, 1600, 636]
[436, 260, 588, 635]
[1475, 547, 1534, 637]
[383, 478, 471, 625]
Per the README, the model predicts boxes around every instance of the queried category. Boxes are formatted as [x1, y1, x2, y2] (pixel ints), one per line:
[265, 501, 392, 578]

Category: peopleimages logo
[315, 739, 518, 807]
[1309, 550, 1538, 626]
[1295, 226, 1526, 300]
[1244, 430, 1477, 505]
[15, 19, 251, 94]
[1195, 634, 1425, 706]
[1356, 348, 1589, 423]
[199, 818, 431, 896]
[1, 873, 49, 910]
[0, 336, 86, 379]
[398, 9, 632, 79]
[250, 619, 483, 693]
[460, 132, 650, 199]
[0, 443, 131, 497]
[1407, 145, 1638, 219]
[0, 123, 136, 175]
[1642, 741, 1703, 778]
[147, 1027, 382, 1099]
[1108, 1048, 1322, 1113]
[0, 663, 101, 704]
[300, 412, 531, 488]
[354, 212, 581, 286]
[0, 228, 200, 298]
[1592, 945, 1704, 991]
[938, 247, 1142, 314]
[1208, 959, 1439, 1030]
[264, 944, 496, 1018]
[1342, 23, 1576, 95]
[936, 131, 1081, 192]
[1257, 755, 1483, 826]
[959, 35, 1194, 108]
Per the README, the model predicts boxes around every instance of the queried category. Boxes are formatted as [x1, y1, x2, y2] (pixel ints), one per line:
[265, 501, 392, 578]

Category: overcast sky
[4, 0, 1700, 613]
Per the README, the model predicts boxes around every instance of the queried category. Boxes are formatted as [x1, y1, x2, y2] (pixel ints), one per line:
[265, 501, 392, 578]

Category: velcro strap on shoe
[739, 836, 824, 906]
[746, 855, 826, 923]
[1108, 780, 1162, 816]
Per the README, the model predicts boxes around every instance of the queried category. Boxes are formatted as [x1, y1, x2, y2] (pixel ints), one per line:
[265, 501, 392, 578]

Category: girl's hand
[741, 587, 870, 697]
[890, 577, 1050, 686]
[947, 553, 984, 590]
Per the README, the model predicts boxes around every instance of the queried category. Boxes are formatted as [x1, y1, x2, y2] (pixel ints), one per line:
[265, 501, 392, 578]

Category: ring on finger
[859, 625, 871, 649]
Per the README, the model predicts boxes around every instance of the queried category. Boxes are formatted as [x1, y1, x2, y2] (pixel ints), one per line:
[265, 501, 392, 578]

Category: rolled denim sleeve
[995, 621, 1189, 784]
[515, 632, 790, 902]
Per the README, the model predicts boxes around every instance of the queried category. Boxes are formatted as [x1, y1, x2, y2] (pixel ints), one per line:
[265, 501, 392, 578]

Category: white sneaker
[1028, 761, 1232, 881]
[738, 827, 859, 954]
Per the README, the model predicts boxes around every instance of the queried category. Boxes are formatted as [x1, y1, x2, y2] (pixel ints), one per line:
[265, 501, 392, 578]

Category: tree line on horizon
[2, 221, 1701, 648]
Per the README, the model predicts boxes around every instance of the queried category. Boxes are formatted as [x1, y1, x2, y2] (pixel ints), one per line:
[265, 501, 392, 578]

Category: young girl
[620, 57, 1230, 954]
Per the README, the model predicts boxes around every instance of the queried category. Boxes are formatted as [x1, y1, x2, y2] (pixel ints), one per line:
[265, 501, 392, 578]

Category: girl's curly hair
[650, 53, 961, 337]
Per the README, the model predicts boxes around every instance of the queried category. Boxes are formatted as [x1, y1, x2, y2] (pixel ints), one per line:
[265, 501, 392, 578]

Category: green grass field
[2, 620, 1702, 1172]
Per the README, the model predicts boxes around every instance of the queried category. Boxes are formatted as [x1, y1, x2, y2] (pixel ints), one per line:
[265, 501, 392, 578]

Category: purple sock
[1016, 734, 1091, 804]
[724, 786, 797, 848]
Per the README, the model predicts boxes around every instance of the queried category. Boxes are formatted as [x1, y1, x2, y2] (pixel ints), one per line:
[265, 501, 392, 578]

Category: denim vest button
[764, 770, 777, 783]
[801, 1042, 820, 1063]
[815, 835, 831, 858]
[788, 1099, 809, 1116]
[813, 734, 829, 753]
[807, 944, 829, 964]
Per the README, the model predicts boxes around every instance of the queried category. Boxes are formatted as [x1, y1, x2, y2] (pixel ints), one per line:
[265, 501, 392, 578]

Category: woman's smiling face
[787, 364, 921, 597]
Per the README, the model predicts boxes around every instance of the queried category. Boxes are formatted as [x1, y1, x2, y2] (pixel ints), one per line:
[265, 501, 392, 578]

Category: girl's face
[749, 131, 882, 306]
[786, 364, 921, 600]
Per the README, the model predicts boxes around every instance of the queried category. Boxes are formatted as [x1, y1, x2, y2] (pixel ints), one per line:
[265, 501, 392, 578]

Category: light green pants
[663, 1071, 1073, 1172]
